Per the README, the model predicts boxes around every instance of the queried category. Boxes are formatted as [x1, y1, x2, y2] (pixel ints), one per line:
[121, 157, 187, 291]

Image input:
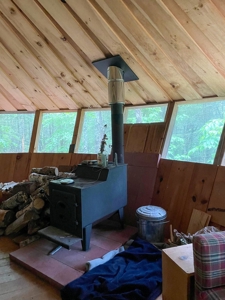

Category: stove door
[50, 189, 79, 235]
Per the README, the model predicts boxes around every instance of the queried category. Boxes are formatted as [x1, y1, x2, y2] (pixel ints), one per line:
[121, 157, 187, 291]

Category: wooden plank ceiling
[0, 0, 225, 112]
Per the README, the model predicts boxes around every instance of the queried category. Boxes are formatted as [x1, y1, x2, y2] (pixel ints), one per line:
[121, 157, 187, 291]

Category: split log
[0, 191, 29, 210]
[5, 210, 40, 236]
[17, 199, 32, 212]
[30, 183, 50, 203]
[31, 183, 49, 198]
[0, 209, 15, 228]
[29, 173, 54, 186]
[30, 166, 59, 176]
[16, 198, 45, 218]
[11, 181, 38, 196]
[59, 172, 77, 178]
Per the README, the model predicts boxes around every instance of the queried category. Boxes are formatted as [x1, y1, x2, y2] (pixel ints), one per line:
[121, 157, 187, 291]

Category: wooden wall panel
[12, 153, 31, 182]
[124, 153, 160, 225]
[0, 151, 225, 232]
[207, 166, 225, 227]
[152, 159, 173, 208]
[152, 160, 223, 234]
[178, 163, 218, 233]
[125, 152, 161, 168]
[124, 124, 131, 150]
[152, 160, 195, 232]
[144, 123, 166, 153]
[125, 124, 149, 152]
[124, 123, 166, 154]
[0, 154, 17, 182]
[29, 153, 72, 172]
[1, 121, 224, 233]
[70, 154, 96, 166]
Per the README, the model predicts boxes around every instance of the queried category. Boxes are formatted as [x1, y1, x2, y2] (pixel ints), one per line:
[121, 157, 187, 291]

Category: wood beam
[29, 110, 43, 153]
[213, 122, 225, 166]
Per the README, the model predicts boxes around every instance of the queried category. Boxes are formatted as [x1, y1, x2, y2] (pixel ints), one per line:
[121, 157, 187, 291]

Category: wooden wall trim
[29, 110, 43, 153]
[161, 102, 177, 158]
[71, 109, 82, 152]
[214, 122, 225, 166]
[74, 109, 85, 153]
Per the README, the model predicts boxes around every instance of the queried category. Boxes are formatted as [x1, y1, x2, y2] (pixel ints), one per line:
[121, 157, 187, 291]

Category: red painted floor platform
[10, 220, 137, 290]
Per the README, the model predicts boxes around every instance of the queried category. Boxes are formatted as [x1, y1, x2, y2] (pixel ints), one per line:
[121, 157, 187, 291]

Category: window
[124, 104, 167, 124]
[37, 112, 77, 153]
[77, 109, 112, 154]
[0, 113, 35, 153]
[163, 100, 225, 164]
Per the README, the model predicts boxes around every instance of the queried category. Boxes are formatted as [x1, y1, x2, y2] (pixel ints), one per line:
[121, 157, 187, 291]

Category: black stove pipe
[110, 103, 124, 164]
[107, 66, 125, 164]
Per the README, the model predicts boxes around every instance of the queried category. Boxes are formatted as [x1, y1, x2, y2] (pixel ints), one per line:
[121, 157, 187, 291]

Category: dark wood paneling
[207, 166, 225, 227]
[124, 153, 160, 225]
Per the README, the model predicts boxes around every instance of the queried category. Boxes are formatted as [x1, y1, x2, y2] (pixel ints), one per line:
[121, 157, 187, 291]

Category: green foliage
[126, 106, 167, 124]
[0, 113, 34, 153]
[78, 110, 112, 154]
[38, 112, 77, 153]
[1, 101, 225, 165]
[187, 119, 224, 163]
[167, 101, 225, 164]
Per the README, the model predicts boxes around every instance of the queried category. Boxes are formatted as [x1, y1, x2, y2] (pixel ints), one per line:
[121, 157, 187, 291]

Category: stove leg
[118, 208, 124, 229]
[48, 245, 62, 256]
[81, 224, 92, 251]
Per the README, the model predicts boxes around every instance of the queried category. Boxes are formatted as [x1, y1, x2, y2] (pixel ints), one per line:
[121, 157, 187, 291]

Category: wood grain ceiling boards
[0, 0, 225, 112]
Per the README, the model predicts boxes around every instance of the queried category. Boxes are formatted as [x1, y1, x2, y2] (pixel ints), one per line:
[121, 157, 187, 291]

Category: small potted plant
[97, 127, 108, 167]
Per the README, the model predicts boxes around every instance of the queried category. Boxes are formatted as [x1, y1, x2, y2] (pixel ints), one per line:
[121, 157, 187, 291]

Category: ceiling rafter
[0, 0, 224, 111]
[123, 0, 213, 99]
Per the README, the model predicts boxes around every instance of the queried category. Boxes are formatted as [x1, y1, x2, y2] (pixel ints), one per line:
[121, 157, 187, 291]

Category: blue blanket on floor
[61, 237, 162, 300]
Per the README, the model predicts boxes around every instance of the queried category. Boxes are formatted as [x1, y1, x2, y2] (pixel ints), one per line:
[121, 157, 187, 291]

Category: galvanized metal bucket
[136, 205, 167, 243]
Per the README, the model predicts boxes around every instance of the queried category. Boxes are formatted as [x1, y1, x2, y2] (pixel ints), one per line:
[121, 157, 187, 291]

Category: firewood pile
[0, 166, 76, 242]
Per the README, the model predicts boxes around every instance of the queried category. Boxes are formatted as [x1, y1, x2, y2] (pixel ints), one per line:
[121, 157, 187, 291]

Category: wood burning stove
[39, 163, 127, 251]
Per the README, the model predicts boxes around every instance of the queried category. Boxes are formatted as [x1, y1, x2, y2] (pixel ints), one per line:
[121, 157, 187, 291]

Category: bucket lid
[136, 205, 167, 221]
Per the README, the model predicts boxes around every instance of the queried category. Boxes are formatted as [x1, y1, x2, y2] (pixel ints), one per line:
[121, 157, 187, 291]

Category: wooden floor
[1, 235, 162, 300]
[0, 236, 61, 300]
